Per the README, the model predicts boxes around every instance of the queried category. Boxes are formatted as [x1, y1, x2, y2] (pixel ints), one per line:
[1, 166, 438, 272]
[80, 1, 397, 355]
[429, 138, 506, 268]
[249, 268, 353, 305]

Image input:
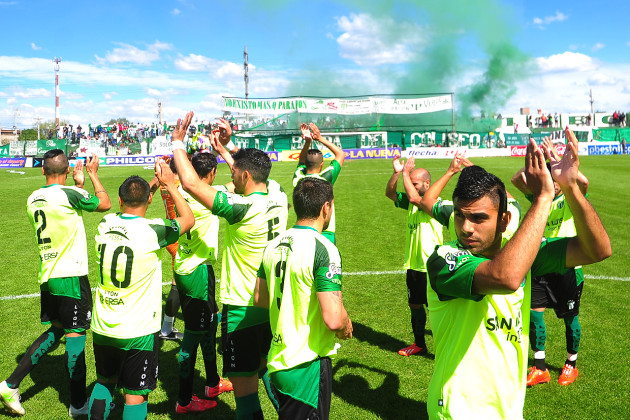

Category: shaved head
[305, 149, 323, 171]
[410, 168, 431, 195]
[43, 149, 69, 175]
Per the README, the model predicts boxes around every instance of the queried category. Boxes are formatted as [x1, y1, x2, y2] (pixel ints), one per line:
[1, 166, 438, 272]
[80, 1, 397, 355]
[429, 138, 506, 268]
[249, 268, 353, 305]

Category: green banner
[36, 139, 66, 155]
[592, 128, 630, 142]
[0, 144, 10, 156]
[405, 131, 497, 148]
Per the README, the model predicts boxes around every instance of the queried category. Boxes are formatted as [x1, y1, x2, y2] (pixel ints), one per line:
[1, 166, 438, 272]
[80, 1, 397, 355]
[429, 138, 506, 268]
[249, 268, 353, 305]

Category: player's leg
[557, 269, 583, 386]
[118, 335, 159, 420]
[527, 275, 551, 386]
[160, 278, 182, 340]
[222, 305, 272, 419]
[89, 338, 119, 420]
[63, 275, 93, 415]
[1, 287, 64, 416]
[399, 270, 428, 356]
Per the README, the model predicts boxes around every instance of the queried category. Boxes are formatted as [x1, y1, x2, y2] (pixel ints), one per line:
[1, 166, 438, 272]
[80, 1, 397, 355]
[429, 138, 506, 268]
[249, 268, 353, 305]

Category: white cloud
[95, 40, 172, 66]
[533, 11, 568, 27]
[31, 42, 42, 51]
[592, 42, 605, 51]
[174, 54, 249, 80]
[335, 13, 425, 67]
[171, 8, 181, 15]
[103, 92, 118, 100]
[536, 52, 596, 73]
[7, 97, 16, 104]
[588, 73, 617, 86]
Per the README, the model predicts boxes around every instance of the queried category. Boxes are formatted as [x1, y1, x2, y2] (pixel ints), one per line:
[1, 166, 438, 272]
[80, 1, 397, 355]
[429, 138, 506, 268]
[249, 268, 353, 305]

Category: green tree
[105, 117, 130, 125]
[18, 128, 39, 141]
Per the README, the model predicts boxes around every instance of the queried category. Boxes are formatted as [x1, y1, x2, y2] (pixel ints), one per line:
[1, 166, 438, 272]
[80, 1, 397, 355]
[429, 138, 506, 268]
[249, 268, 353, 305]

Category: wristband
[225, 140, 237, 152]
[172, 140, 186, 151]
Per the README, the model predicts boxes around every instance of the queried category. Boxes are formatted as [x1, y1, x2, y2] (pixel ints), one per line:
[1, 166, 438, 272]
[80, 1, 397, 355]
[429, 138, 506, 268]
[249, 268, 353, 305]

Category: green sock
[88, 382, 113, 420]
[236, 392, 263, 420]
[564, 315, 581, 354]
[529, 310, 546, 351]
[123, 401, 147, 420]
[178, 332, 200, 406]
[260, 367, 279, 412]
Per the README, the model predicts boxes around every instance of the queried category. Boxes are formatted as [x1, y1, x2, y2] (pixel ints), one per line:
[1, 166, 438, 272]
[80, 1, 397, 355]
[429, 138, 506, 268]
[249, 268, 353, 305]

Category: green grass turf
[0, 155, 628, 419]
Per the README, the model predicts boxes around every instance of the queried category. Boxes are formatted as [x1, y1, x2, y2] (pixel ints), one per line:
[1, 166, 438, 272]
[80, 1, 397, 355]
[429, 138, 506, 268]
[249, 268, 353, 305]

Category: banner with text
[223, 95, 452, 115]
[0, 157, 26, 167]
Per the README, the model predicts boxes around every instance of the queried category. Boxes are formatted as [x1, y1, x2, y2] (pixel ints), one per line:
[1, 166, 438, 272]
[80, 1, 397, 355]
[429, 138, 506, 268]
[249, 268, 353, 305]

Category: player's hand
[525, 138, 554, 200]
[540, 136, 560, 162]
[216, 118, 232, 145]
[308, 123, 321, 141]
[85, 153, 100, 174]
[447, 151, 472, 175]
[155, 157, 175, 187]
[72, 159, 85, 187]
[172, 111, 194, 142]
[392, 156, 403, 173]
[336, 318, 353, 340]
[210, 129, 227, 155]
[549, 127, 579, 191]
[300, 123, 312, 141]
[402, 156, 415, 174]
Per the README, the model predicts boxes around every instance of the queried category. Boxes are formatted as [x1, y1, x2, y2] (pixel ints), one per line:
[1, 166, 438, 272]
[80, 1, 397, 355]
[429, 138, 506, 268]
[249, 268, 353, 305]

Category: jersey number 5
[98, 244, 134, 288]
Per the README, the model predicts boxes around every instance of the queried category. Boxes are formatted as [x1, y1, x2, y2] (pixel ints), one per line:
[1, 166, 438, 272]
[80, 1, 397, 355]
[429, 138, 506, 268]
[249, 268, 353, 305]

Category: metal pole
[53, 57, 61, 132]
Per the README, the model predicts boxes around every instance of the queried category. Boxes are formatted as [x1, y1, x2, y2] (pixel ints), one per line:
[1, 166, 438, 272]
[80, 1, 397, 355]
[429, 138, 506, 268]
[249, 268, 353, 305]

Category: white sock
[567, 353, 578, 362]
[534, 350, 545, 359]
[161, 315, 174, 335]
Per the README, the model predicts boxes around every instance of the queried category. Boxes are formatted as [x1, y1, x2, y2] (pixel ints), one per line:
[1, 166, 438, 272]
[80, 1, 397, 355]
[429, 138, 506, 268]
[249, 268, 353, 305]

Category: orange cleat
[205, 377, 234, 398]
[398, 343, 427, 357]
[558, 364, 579, 386]
[526, 366, 551, 387]
[176, 395, 217, 414]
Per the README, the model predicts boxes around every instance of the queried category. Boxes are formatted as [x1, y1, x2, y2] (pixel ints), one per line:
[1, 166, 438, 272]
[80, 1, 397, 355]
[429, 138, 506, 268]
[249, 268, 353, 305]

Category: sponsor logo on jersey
[325, 263, 342, 280]
[105, 228, 130, 241]
[485, 310, 523, 343]
[443, 248, 471, 272]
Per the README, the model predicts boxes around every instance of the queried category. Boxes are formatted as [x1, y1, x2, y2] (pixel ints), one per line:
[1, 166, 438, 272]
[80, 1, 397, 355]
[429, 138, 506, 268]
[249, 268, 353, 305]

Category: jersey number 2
[98, 244, 134, 288]
[275, 259, 287, 309]
[34, 210, 51, 245]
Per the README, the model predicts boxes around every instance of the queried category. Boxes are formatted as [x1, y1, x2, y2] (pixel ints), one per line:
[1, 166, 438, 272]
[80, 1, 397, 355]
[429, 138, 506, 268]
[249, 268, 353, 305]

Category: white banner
[222, 95, 453, 115]
[150, 135, 172, 156]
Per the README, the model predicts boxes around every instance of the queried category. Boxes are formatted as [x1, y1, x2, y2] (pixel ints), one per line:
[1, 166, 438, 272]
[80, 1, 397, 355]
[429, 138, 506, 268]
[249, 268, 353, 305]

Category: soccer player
[88, 162, 195, 420]
[425, 131, 610, 419]
[173, 152, 233, 414]
[0, 150, 111, 417]
[511, 137, 590, 387]
[171, 111, 289, 420]
[254, 177, 353, 420]
[292, 122, 344, 243]
[385, 156, 443, 356]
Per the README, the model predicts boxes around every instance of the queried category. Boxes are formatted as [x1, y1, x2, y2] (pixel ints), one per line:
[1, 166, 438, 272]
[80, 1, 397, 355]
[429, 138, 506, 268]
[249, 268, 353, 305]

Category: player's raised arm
[551, 128, 611, 267]
[85, 153, 111, 212]
[401, 157, 422, 206]
[170, 112, 220, 210]
[418, 152, 471, 215]
[216, 118, 239, 154]
[385, 155, 404, 202]
[310, 123, 345, 167]
[210, 129, 234, 170]
[298, 123, 312, 165]
[155, 158, 194, 234]
[472, 139, 554, 294]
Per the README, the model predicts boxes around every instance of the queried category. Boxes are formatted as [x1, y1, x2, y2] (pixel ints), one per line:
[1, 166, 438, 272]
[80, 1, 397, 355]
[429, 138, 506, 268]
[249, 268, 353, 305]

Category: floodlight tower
[53, 57, 62, 130]
[244, 46, 249, 100]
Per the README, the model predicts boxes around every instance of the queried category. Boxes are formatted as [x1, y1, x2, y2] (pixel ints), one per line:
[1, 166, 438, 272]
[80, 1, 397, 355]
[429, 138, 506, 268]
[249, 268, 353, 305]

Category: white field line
[1, 273, 627, 301]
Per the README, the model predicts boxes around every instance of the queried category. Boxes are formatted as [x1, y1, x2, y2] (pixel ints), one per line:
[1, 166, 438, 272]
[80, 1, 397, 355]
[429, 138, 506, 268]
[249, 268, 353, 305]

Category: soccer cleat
[68, 401, 89, 417]
[175, 395, 217, 414]
[558, 364, 579, 386]
[526, 366, 551, 386]
[0, 380, 25, 416]
[397, 343, 427, 357]
[159, 327, 183, 340]
[205, 377, 234, 398]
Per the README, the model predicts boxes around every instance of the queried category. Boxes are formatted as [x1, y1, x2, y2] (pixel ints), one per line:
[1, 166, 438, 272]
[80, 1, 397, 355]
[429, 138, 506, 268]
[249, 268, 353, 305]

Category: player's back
[92, 213, 180, 339]
[26, 184, 97, 283]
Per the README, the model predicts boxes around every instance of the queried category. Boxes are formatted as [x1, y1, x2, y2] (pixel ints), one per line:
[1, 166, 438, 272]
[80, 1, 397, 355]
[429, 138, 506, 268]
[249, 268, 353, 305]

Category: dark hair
[119, 176, 151, 208]
[169, 157, 177, 174]
[453, 166, 507, 215]
[42, 149, 68, 175]
[305, 149, 323, 170]
[293, 177, 334, 220]
[191, 152, 217, 178]
[232, 148, 271, 183]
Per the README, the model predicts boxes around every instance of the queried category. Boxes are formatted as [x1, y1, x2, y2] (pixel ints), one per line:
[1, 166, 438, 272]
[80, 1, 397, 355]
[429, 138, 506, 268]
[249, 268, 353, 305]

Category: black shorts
[406, 270, 428, 306]
[180, 266, 219, 332]
[40, 275, 92, 333]
[273, 357, 333, 420]
[221, 307, 272, 377]
[93, 335, 159, 395]
[531, 268, 583, 318]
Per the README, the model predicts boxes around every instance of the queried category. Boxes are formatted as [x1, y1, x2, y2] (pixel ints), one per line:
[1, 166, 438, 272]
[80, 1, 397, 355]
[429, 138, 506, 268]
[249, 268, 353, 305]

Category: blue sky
[1, 0, 629, 129]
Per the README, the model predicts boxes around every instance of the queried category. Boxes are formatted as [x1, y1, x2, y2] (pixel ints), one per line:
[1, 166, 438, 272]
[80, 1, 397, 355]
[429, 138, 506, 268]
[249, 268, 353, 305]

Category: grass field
[0, 154, 628, 419]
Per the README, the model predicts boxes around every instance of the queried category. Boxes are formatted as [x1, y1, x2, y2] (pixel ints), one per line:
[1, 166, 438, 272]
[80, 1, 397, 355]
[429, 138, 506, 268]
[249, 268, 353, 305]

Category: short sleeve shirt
[425, 237, 569, 419]
[26, 184, 100, 283]
[292, 160, 341, 233]
[395, 192, 443, 272]
[212, 179, 288, 306]
[258, 226, 342, 375]
[92, 213, 180, 339]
